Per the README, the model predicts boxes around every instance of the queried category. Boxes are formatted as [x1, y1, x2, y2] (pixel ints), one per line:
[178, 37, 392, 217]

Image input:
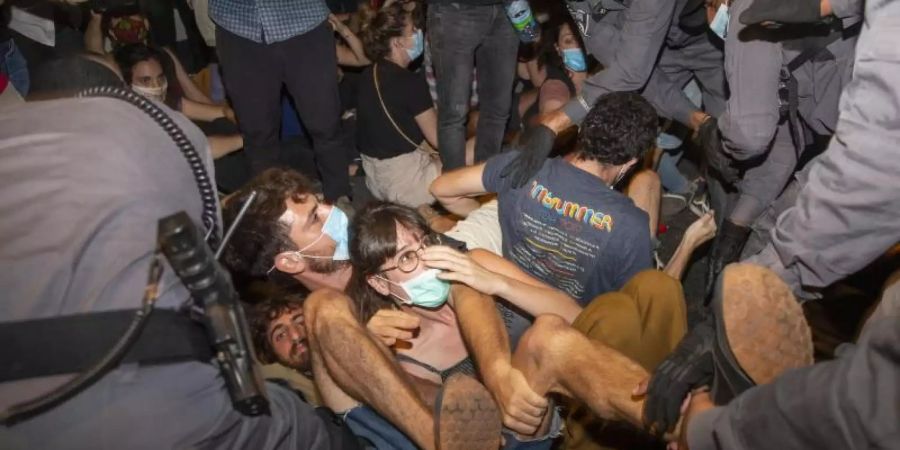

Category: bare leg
[305, 289, 436, 449]
[627, 169, 661, 239]
[513, 315, 649, 428]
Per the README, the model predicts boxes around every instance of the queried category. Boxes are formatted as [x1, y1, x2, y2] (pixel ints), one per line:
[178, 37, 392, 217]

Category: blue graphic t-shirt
[483, 151, 652, 343]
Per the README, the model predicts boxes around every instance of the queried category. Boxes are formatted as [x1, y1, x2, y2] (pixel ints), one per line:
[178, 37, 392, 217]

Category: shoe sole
[720, 263, 814, 384]
[434, 374, 502, 450]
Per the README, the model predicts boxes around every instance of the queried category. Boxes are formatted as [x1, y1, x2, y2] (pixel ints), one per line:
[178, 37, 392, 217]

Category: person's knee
[628, 269, 677, 292]
[630, 169, 661, 194]
[521, 314, 576, 360]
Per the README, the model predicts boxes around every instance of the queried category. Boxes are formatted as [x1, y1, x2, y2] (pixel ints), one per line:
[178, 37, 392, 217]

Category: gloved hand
[740, 0, 822, 25]
[643, 318, 715, 436]
[499, 124, 557, 189]
[695, 117, 741, 185]
[704, 220, 751, 302]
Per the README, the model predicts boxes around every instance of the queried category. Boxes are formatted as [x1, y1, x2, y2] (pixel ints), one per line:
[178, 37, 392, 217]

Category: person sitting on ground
[114, 43, 242, 160]
[86, 9, 213, 104]
[521, 19, 590, 128]
[355, 3, 441, 207]
[431, 91, 660, 344]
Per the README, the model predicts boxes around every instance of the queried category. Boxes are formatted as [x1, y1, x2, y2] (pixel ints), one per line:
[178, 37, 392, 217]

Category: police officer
[643, 0, 866, 437]
[501, 0, 727, 186]
[0, 67, 358, 448]
[698, 0, 862, 289]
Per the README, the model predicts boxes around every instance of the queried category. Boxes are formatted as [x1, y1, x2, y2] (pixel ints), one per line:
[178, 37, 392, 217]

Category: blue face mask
[378, 268, 451, 309]
[709, 4, 730, 40]
[297, 206, 350, 261]
[406, 28, 424, 61]
[562, 48, 587, 72]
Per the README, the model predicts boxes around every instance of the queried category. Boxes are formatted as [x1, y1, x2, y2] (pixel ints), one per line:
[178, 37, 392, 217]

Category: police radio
[158, 210, 270, 416]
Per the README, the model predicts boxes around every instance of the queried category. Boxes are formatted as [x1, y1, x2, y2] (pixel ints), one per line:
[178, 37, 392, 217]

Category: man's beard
[305, 257, 351, 274]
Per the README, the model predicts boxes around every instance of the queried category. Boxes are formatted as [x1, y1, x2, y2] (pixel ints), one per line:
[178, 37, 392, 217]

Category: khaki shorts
[361, 149, 441, 208]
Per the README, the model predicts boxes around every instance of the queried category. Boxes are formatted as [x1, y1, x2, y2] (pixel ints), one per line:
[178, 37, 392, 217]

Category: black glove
[740, 0, 822, 25]
[695, 117, 741, 185]
[643, 318, 715, 436]
[499, 125, 556, 189]
[704, 220, 751, 302]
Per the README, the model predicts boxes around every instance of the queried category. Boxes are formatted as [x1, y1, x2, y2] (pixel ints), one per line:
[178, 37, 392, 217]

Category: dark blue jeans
[1, 39, 30, 96]
[427, 2, 519, 170]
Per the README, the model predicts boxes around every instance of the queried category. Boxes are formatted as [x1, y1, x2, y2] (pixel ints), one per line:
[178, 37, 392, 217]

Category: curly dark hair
[220, 168, 316, 280]
[246, 292, 307, 365]
[347, 202, 432, 323]
[360, 3, 410, 61]
[576, 92, 658, 165]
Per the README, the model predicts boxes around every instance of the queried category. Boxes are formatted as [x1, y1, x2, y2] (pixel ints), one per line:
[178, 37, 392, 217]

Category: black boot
[705, 220, 751, 302]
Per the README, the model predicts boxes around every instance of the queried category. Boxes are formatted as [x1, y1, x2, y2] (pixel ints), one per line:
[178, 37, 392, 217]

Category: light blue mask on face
[562, 48, 587, 72]
[379, 268, 450, 309]
[406, 28, 424, 61]
[710, 4, 730, 40]
[297, 206, 350, 261]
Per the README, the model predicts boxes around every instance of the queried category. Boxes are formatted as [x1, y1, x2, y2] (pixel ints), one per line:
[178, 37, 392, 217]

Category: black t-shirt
[357, 60, 433, 160]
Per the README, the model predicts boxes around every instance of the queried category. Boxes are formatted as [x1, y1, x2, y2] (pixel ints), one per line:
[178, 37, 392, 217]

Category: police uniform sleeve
[562, 0, 678, 123]
[744, 0, 900, 296]
[686, 317, 900, 450]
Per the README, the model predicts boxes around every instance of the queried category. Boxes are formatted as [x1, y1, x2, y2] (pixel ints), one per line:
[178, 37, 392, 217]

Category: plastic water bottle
[504, 0, 539, 43]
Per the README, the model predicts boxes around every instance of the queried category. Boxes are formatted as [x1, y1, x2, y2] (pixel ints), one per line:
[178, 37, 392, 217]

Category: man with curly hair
[248, 293, 312, 375]
[432, 91, 659, 344]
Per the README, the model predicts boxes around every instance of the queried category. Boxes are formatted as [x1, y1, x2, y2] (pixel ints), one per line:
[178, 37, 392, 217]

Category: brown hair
[246, 291, 307, 365]
[220, 168, 316, 279]
[347, 202, 433, 323]
[360, 3, 411, 61]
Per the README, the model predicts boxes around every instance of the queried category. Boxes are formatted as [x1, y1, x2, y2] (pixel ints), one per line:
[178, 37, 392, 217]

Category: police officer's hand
[499, 124, 557, 189]
[638, 318, 715, 437]
[695, 117, 741, 185]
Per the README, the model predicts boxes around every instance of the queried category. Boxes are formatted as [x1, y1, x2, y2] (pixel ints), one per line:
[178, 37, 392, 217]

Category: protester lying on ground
[246, 289, 325, 406]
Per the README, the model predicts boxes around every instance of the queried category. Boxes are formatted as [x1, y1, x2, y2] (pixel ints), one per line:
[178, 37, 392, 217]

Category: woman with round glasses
[346, 201, 574, 448]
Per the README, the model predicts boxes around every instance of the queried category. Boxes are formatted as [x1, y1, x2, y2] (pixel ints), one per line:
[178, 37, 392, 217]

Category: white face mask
[132, 81, 168, 103]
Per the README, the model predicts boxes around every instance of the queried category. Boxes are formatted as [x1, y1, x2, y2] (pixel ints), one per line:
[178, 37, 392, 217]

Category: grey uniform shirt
[0, 98, 343, 449]
[719, 0, 861, 160]
[563, 0, 724, 125]
[744, 0, 898, 299]
[562, 0, 678, 122]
